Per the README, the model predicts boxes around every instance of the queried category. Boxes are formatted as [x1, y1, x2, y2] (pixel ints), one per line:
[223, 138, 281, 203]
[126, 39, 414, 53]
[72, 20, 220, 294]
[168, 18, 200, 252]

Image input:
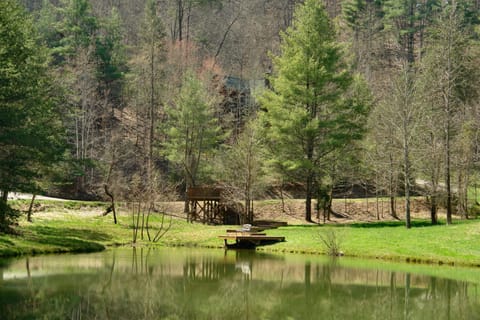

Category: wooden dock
[219, 227, 285, 249]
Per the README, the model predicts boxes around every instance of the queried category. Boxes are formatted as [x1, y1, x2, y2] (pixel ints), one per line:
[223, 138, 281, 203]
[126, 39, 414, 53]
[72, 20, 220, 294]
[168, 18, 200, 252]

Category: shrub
[0, 201, 21, 234]
[319, 229, 343, 256]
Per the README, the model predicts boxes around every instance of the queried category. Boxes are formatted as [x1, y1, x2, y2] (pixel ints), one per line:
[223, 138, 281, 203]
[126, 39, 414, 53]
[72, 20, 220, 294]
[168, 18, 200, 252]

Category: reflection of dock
[219, 227, 285, 249]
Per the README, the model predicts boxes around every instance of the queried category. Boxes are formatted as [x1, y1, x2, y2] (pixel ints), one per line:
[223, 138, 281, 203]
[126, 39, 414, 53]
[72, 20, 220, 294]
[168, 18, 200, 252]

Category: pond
[1, 248, 480, 319]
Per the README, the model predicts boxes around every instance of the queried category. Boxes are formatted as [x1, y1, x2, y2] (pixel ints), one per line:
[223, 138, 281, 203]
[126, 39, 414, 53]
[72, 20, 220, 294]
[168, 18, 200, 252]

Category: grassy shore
[1, 199, 480, 267]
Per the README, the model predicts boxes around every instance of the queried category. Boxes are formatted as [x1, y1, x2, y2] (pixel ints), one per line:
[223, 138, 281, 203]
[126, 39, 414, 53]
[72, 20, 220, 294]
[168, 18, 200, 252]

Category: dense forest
[2, 0, 480, 230]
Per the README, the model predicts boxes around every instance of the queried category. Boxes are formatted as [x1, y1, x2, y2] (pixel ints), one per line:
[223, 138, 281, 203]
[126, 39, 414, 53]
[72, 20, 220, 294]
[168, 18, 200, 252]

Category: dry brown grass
[17, 197, 436, 226]
[252, 197, 434, 225]
[136, 197, 435, 225]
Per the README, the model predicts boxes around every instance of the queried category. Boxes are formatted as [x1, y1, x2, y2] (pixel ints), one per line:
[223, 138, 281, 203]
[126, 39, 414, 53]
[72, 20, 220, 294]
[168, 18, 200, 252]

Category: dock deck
[219, 233, 285, 249]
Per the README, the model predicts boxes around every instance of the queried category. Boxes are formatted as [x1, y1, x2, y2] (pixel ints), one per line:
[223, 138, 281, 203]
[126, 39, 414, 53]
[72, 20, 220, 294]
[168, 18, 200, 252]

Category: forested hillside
[2, 0, 480, 230]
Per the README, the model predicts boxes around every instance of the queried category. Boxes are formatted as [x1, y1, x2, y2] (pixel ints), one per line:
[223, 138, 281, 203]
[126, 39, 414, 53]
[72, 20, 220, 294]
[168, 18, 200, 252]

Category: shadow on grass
[0, 237, 15, 246]
[282, 224, 324, 228]
[348, 220, 440, 228]
[26, 226, 109, 253]
[30, 226, 112, 241]
[280, 220, 440, 229]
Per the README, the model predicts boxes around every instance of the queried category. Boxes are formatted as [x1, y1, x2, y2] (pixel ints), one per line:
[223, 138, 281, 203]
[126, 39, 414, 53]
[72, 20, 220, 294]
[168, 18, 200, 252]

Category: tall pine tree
[0, 0, 65, 231]
[259, 0, 370, 222]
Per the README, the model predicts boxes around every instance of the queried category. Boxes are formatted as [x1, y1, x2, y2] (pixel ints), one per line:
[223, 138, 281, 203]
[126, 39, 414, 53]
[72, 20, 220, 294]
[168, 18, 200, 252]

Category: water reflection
[0, 248, 480, 319]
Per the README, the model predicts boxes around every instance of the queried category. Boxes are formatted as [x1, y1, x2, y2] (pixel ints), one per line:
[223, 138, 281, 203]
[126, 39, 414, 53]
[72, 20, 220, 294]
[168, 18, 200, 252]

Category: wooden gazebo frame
[186, 187, 225, 224]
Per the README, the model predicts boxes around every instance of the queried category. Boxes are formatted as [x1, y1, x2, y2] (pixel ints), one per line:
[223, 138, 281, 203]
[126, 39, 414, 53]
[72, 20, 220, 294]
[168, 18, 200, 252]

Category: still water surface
[1, 248, 480, 319]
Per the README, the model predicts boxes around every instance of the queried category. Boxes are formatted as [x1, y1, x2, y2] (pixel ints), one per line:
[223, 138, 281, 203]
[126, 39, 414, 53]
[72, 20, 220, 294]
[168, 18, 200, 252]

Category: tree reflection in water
[0, 248, 479, 319]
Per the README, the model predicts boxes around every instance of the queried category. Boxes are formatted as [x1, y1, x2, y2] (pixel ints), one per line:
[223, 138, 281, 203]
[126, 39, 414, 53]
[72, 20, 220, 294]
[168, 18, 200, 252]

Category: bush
[319, 229, 343, 256]
[0, 201, 21, 234]
[469, 204, 480, 218]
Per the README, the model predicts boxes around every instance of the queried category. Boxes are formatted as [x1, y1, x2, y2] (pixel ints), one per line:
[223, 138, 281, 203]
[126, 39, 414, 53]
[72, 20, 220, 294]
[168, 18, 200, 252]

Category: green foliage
[142, 0, 166, 45]
[343, 0, 384, 29]
[0, 201, 21, 234]
[0, 0, 65, 197]
[469, 204, 480, 218]
[457, 0, 480, 28]
[34, 0, 132, 197]
[6, 0, 480, 213]
[55, 0, 98, 59]
[259, 0, 370, 219]
[216, 119, 266, 222]
[319, 229, 343, 256]
[62, 200, 106, 210]
[3, 200, 480, 266]
[383, 0, 441, 31]
[382, 0, 441, 62]
[162, 70, 223, 187]
[95, 7, 127, 93]
[35, 0, 62, 51]
[217, 119, 265, 187]
[264, 218, 480, 266]
[260, 0, 369, 170]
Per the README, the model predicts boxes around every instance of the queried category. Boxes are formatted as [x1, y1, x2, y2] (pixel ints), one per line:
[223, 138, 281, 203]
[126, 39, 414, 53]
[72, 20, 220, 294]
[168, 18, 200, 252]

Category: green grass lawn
[263, 220, 480, 266]
[1, 200, 480, 268]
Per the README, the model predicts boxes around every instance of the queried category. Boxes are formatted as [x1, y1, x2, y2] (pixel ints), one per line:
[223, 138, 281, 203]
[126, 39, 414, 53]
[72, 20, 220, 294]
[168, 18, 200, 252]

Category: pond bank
[1, 202, 480, 268]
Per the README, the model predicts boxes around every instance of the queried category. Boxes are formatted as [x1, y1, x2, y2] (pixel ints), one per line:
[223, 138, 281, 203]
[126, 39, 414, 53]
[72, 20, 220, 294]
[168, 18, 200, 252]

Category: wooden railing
[186, 187, 222, 201]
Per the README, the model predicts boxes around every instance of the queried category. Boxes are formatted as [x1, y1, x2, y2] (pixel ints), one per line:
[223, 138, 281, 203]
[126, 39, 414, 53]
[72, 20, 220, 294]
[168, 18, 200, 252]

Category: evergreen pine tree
[259, 0, 370, 222]
[0, 0, 65, 231]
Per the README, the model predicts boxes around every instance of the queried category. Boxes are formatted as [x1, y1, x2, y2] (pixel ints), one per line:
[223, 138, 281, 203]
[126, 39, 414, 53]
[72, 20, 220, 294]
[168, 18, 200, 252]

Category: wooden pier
[219, 225, 285, 249]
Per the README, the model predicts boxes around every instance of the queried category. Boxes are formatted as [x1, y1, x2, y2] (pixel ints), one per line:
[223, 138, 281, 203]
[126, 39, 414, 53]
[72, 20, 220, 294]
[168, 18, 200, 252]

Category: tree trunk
[305, 174, 313, 222]
[177, 0, 183, 41]
[445, 127, 453, 225]
[430, 195, 438, 225]
[0, 190, 8, 226]
[27, 194, 36, 223]
[249, 200, 254, 224]
[364, 183, 369, 213]
[444, 19, 453, 225]
[405, 187, 411, 228]
[388, 153, 399, 220]
[428, 135, 441, 225]
[390, 196, 398, 220]
[249, 200, 253, 224]
[403, 114, 411, 229]
[475, 184, 478, 204]
[326, 188, 333, 221]
[457, 170, 469, 219]
[104, 185, 117, 224]
[184, 184, 189, 214]
[305, 132, 315, 222]
[148, 31, 155, 188]
[407, 0, 415, 64]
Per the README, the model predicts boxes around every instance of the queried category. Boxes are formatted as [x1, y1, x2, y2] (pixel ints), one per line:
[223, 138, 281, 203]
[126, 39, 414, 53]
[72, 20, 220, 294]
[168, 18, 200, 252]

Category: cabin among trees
[219, 76, 265, 137]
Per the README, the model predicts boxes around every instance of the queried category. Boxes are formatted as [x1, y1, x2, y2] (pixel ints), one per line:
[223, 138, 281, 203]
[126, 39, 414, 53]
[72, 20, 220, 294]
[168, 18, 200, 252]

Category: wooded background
[3, 0, 480, 227]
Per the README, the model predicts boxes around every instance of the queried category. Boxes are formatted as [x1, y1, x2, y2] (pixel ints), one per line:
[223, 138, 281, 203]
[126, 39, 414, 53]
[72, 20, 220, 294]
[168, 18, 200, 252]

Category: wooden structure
[219, 224, 285, 249]
[187, 187, 225, 224]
